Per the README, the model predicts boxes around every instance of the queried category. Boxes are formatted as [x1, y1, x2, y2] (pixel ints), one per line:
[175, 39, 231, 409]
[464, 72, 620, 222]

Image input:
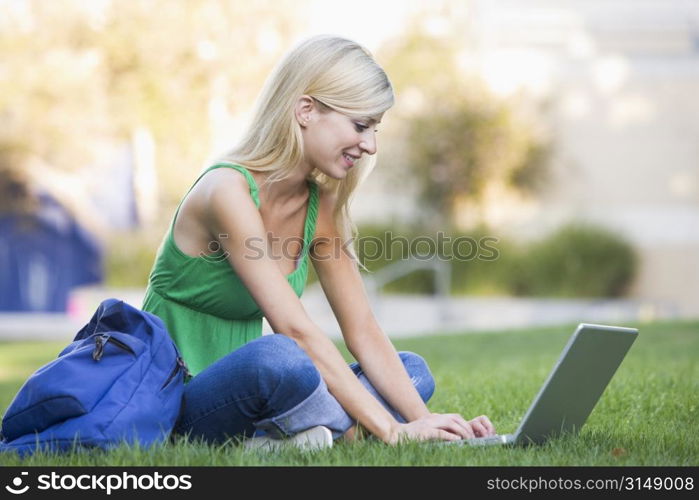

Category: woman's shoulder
[199, 166, 257, 204]
[203, 164, 254, 188]
[198, 166, 261, 229]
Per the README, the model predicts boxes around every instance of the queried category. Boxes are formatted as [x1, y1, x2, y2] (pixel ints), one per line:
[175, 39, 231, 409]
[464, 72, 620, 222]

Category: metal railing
[362, 256, 452, 323]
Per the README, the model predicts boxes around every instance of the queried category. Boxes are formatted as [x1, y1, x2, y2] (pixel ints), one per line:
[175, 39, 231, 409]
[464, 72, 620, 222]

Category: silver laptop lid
[513, 323, 638, 445]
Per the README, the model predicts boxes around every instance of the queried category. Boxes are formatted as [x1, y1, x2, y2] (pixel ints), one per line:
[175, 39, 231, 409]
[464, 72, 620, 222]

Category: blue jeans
[172, 334, 435, 442]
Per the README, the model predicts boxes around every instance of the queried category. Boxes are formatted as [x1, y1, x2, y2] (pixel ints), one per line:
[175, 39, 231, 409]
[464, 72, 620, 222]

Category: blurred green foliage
[507, 223, 638, 297]
[403, 92, 549, 228]
[0, 0, 302, 208]
[350, 222, 637, 298]
[104, 230, 160, 288]
[378, 27, 550, 228]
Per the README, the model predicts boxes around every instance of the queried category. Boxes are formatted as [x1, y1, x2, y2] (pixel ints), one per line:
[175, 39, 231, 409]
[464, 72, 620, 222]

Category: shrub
[507, 222, 637, 297]
[352, 221, 637, 298]
[354, 224, 510, 295]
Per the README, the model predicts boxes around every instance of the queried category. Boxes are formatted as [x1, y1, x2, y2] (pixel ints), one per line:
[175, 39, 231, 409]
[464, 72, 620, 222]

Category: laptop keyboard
[462, 434, 509, 446]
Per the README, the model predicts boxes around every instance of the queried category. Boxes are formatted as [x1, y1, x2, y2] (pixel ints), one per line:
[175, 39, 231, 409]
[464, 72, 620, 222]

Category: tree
[404, 84, 549, 229]
[377, 22, 549, 230]
[0, 0, 303, 219]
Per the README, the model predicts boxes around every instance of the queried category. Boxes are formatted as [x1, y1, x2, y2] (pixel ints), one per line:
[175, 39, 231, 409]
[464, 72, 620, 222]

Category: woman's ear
[295, 95, 315, 127]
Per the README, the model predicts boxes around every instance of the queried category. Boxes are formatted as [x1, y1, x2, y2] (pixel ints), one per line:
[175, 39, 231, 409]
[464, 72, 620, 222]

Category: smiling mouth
[343, 153, 359, 166]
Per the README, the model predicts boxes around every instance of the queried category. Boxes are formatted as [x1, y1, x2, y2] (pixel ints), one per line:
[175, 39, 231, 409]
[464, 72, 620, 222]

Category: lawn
[0, 320, 697, 466]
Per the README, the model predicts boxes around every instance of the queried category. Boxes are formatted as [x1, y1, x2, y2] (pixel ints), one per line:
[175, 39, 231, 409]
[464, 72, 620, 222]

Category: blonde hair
[220, 34, 394, 265]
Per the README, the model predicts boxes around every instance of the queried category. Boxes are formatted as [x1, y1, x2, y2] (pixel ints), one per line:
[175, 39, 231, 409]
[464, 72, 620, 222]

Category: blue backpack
[0, 298, 189, 457]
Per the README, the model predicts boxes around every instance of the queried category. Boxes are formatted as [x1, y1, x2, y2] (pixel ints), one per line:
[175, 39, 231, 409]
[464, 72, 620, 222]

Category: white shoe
[243, 426, 333, 452]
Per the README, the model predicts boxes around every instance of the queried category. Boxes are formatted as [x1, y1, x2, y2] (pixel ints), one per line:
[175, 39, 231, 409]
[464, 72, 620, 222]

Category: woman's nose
[359, 131, 377, 155]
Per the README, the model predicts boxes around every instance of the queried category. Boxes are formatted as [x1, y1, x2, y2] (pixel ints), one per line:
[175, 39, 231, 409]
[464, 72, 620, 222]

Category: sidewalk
[267, 285, 681, 338]
[0, 285, 685, 341]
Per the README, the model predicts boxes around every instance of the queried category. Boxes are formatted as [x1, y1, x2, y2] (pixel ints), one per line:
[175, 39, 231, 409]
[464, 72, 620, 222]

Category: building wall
[475, 0, 699, 315]
[543, 62, 699, 315]
[353, 0, 699, 315]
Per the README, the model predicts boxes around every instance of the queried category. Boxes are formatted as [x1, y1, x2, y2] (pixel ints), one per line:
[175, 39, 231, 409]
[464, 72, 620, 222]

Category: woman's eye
[354, 123, 368, 132]
[354, 122, 379, 133]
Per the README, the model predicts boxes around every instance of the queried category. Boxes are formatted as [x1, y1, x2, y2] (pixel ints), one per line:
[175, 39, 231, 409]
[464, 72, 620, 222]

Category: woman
[142, 35, 495, 449]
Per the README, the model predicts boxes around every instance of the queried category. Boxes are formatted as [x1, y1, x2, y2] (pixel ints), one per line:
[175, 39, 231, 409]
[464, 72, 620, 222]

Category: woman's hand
[386, 413, 496, 445]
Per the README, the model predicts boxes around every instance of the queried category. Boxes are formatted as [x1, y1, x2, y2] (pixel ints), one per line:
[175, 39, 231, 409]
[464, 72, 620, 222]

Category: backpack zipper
[92, 334, 136, 361]
[160, 356, 189, 390]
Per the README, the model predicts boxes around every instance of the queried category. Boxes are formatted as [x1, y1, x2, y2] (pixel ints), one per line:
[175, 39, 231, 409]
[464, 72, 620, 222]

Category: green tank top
[142, 162, 319, 378]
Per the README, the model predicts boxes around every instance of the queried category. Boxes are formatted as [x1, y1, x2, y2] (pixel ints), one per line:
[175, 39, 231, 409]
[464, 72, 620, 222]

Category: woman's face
[297, 96, 381, 179]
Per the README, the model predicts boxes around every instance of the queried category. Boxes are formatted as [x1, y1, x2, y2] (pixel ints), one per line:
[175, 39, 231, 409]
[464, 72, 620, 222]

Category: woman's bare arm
[310, 188, 432, 422]
[310, 188, 497, 440]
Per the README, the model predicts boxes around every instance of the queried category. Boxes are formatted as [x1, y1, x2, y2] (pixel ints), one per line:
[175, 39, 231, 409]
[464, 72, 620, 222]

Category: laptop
[446, 323, 638, 447]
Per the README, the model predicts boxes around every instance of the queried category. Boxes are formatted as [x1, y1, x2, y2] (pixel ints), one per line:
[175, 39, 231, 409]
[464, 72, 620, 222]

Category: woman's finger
[443, 413, 480, 439]
[469, 420, 488, 437]
[442, 420, 475, 439]
[449, 415, 478, 439]
[434, 429, 462, 442]
[428, 414, 470, 438]
[410, 426, 460, 443]
[475, 415, 496, 435]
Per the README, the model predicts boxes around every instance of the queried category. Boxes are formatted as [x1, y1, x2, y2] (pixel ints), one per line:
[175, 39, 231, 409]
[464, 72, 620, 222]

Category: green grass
[0, 320, 697, 466]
